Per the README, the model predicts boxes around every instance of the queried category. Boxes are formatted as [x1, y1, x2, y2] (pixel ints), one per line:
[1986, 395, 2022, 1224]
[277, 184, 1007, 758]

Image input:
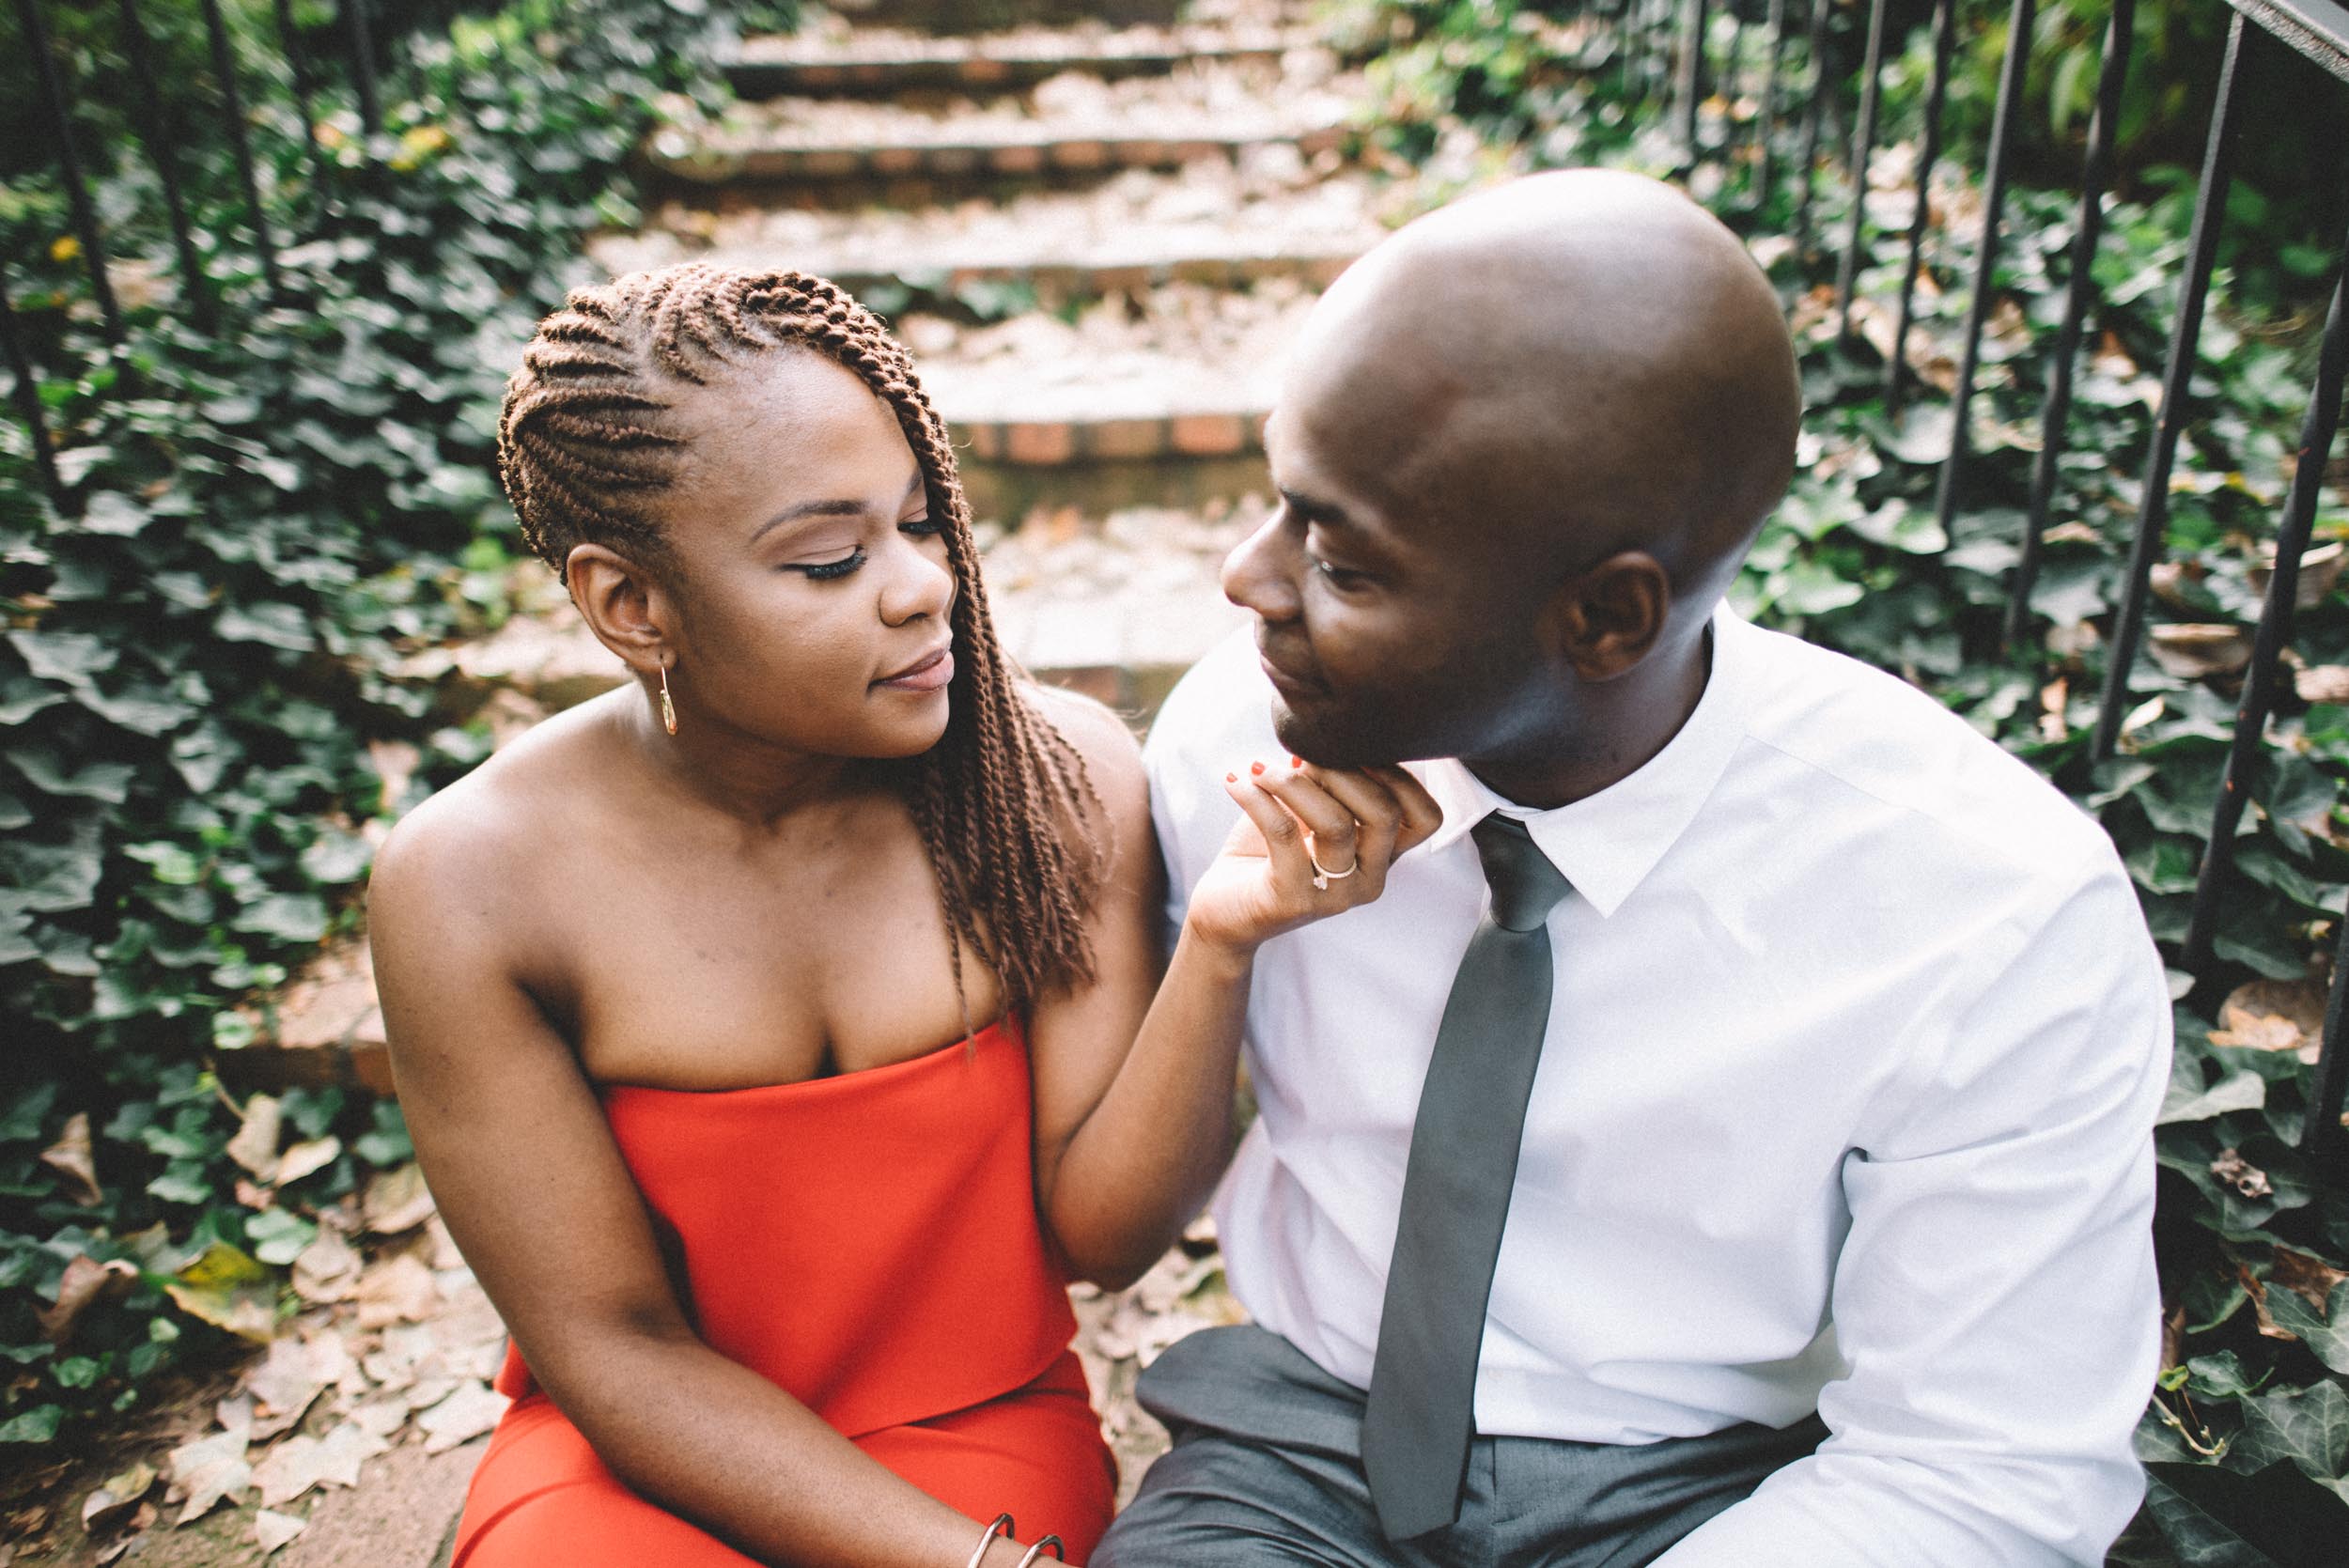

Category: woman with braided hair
[366, 261, 1438, 1567]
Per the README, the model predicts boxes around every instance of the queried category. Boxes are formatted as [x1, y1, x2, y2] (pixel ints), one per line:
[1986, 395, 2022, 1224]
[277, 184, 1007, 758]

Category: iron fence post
[1793, 0, 1833, 259]
[0, 267, 63, 509]
[1833, 0, 1892, 340]
[197, 0, 281, 297]
[1927, 0, 2039, 544]
[15, 0, 123, 342]
[2184, 212, 2349, 970]
[2004, 0, 2138, 653]
[344, 0, 381, 136]
[113, 0, 214, 335]
[1884, 0, 1959, 419]
[1754, 0, 1790, 206]
[2091, 12, 2258, 763]
[272, 0, 335, 210]
[1677, 0, 1712, 163]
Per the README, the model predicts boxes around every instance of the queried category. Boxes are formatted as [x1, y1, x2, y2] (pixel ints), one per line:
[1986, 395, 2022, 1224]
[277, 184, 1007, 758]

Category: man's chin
[1268, 692, 1400, 771]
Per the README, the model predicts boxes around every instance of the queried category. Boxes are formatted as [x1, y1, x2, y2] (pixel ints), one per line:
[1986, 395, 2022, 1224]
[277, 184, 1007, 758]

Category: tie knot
[1470, 814, 1572, 932]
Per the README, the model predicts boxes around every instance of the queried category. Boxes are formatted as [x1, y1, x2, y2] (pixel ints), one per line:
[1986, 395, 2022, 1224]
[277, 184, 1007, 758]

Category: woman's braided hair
[497, 261, 1103, 1017]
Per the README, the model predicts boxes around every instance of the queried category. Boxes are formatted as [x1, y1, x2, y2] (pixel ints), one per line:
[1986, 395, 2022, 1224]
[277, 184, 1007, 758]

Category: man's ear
[1539, 551, 1672, 681]
[567, 542, 678, 675]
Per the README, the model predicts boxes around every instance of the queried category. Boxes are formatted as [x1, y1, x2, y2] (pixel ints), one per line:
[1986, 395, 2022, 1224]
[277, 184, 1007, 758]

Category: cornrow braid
[497, 261, 1106, 1016]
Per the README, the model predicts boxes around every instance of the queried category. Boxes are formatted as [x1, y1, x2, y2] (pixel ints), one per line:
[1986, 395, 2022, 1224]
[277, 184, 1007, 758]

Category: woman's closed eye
[788, 518, 941, 582]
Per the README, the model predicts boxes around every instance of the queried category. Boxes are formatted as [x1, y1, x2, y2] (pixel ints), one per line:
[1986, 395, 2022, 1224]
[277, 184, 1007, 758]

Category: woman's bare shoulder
[367, 693, 627, 940]
[1025, 681, 1148, 831]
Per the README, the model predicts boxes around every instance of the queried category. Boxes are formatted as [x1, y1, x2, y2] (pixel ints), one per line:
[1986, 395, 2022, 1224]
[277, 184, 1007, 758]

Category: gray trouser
[1094, 1327, 1826, 1568]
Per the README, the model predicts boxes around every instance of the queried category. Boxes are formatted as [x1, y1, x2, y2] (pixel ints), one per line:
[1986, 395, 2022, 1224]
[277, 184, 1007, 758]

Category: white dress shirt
[1144, 599, 2171, 1566]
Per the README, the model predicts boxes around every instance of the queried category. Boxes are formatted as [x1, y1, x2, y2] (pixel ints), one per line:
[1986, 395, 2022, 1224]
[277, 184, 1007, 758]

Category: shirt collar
[1412, 599, 1754, 918]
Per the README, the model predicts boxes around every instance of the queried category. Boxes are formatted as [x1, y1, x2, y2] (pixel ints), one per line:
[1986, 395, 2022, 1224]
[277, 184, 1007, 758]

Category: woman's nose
[879, 534, 957, 627]
[1221, 510, 1302, 624]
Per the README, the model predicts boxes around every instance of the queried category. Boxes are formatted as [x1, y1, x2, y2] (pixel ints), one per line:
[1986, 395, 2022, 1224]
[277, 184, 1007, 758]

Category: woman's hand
[1182, 757, 1442, 959]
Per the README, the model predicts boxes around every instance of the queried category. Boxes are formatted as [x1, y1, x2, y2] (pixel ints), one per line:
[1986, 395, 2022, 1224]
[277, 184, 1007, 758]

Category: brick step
[912, 275, 1311, 475]
[724, 24, 1311, 99]
[589, 160, 1385, 308]
[224, 507, 1253, 1096]
[647, 122, 1350, 187]
[644, 47, 1361, 191]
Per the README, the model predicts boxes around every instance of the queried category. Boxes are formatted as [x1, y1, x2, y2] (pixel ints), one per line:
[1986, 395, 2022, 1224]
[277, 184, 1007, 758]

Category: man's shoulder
[1732, 617, 2113, 884]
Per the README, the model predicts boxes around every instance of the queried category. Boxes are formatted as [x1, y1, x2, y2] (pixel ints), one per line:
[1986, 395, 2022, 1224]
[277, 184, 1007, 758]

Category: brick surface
[1170, 411, 1251, 457]
[1003, 419, 1079, 465]
[1086, 417, 1169, 461]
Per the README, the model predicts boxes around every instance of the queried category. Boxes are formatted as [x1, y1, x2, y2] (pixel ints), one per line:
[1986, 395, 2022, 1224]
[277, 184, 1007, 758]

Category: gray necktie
[1361, 812, 1572, 1541]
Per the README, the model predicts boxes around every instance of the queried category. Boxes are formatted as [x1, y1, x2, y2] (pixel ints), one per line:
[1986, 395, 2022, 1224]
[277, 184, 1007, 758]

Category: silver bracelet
[1013, 1537, 1065, 1567]
[965, 1514, 1014, 1568]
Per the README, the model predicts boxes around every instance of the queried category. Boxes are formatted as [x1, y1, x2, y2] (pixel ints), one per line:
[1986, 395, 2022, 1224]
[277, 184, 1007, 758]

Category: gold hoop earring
[659, 663, 677, 736]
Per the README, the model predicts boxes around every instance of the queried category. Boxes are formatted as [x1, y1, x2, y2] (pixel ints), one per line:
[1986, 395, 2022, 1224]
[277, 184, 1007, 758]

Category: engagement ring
[1307, 835, 1360, 892]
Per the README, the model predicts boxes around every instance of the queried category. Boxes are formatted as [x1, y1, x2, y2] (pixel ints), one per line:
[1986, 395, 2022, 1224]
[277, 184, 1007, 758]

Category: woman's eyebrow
[750, 472, 923, 543]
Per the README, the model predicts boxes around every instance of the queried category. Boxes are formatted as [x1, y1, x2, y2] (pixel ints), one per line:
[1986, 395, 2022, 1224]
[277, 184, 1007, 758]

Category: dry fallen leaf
[274, 1136, 342, 1188]
[2299, 665, 2349, 706]
[163, 1242, 277, 1344]
[39, 1112, 101, 1205]
[255, 1508, 308, 1554]
[79, 1462, 155, 1535]
[354, 1254, 440, 1329]
[417, 1380, 509, 1453]
[167, 1428, 253, 1526]
[2212, 1148, 2274, 1200]
[2270, 1246, 2349, 1311]
[348, 1401, 411, 1442]
[226, 1095, 285, 1182]
[291, 1228, 363, 1305]
[249, 1420, 388, 1509]
[2248, 539, 2345, 611]
[364, 1163, 437, 1236]
[242, 1339, 328, 1442]
[38, 1254, 140, 1347]
[2148, 623, 2254, 680]
[2209, 978, 2326, 1065]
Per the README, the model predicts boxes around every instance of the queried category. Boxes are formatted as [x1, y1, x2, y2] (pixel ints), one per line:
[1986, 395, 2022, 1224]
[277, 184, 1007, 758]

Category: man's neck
[1465, 622, 1715, 811]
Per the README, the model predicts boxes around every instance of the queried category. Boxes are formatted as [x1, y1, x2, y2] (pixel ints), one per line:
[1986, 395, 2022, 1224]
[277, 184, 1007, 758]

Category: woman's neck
[620, 684, 866, 831]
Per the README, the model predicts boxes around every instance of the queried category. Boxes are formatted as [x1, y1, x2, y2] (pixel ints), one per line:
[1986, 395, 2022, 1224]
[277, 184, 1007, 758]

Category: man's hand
[1183, 758, 1442, 958]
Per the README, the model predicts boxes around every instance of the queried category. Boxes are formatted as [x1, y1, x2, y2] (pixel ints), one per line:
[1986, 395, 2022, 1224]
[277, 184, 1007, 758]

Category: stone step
[724, 23, 1312, 99]
[911, 274, 1312, 474]
[588, 158, 1386, 307]
[226, 505, 1254, 1095]
[645, 48, 1361, 191]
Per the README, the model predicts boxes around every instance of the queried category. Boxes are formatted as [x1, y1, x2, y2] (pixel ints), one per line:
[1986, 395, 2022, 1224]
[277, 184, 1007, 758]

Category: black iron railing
[1582, 0, 2349, 1158]
[3, 0, 397, 472]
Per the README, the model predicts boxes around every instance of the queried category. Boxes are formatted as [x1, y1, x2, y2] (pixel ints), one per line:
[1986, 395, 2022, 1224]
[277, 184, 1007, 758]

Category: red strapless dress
[450, 1017, 1116, 1565]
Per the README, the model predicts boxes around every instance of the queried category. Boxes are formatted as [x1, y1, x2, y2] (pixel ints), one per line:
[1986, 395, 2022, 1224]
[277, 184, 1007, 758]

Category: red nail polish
[1224, 771, 1237, 783]
[1288, 755, 1301, 768]
[1250, 761, 1266, 776]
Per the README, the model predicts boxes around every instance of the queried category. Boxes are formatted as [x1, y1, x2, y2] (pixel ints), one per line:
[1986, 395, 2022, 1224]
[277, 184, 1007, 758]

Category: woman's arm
[1025, 694, 1437, 1288]
[369, 798, 1048, 1568]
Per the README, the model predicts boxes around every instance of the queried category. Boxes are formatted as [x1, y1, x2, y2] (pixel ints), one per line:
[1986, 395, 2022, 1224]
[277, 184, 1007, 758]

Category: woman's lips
[876, 645, 954, 692]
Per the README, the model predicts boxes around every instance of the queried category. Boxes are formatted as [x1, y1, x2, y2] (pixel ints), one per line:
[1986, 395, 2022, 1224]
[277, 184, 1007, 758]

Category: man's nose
[1221, 511, 1302, 624]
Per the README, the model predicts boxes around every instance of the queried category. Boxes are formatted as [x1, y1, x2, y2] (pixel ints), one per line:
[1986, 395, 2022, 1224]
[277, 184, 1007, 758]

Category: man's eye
[1313, 556, 1369, 589]
[798, 550, 867, 581]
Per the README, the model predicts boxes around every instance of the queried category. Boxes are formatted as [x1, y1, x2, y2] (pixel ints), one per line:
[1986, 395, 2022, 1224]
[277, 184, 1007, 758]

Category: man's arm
[1657, 851, 2171, 1567]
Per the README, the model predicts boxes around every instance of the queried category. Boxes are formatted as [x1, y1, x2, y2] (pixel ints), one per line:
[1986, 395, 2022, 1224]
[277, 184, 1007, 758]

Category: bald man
[1103, 172, 2169, 1566]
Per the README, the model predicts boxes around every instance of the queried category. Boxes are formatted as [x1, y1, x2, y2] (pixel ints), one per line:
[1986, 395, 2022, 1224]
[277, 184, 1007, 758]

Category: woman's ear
[1537, 550, 1671, 682]
[567, 543, 678, 675]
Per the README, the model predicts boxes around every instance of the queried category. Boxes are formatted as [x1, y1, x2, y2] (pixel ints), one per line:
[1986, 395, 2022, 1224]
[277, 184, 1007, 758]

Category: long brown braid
[496, 261, 1105, 1017]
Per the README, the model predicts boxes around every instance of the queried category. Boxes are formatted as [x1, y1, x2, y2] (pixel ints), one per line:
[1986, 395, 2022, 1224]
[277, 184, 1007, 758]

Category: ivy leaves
[0, 0, 732, 1436]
